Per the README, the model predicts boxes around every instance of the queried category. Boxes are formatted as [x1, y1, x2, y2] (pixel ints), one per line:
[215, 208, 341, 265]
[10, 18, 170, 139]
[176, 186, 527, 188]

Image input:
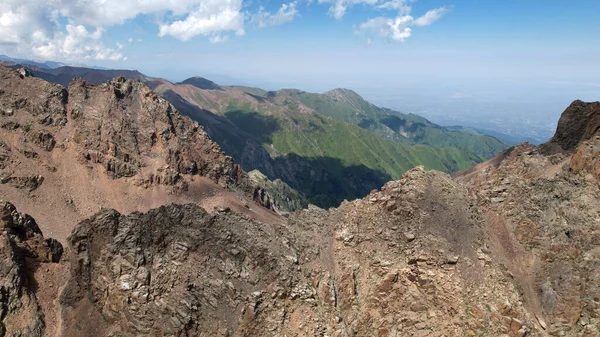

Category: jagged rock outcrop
[0, 66, 67, 127]
[0, 64, 276, 197]
[542, 100, 600, 153]
[0, 201, 62, 337]
[68, 76, 246, 188]
[60, 204, 305, 336]
[248, 170, 308, 213]
[454, 105, 600, 335]
[0, 175, 44, 191]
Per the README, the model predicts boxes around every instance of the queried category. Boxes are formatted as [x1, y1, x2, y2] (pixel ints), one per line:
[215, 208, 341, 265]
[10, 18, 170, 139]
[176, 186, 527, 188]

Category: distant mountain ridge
[179, 76, 223, 90]
[2, 63, 152, 88]
[261, 87, 507, 158]
[149, 77, 506, 207]
[0, 54, 67, 69]
[445, 125, 541, 146]
[0, 54, 107, 70]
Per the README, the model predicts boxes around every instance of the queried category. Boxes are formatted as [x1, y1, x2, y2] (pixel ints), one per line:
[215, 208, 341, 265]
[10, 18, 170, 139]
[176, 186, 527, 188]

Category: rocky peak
[68, 75, 245, 188]
[542, 99, 600, 153]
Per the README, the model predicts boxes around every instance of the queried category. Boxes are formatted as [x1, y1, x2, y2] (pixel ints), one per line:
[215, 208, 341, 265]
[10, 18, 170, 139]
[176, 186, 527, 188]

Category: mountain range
[0, 64, 599, 336]
[1, 60, 511, 209]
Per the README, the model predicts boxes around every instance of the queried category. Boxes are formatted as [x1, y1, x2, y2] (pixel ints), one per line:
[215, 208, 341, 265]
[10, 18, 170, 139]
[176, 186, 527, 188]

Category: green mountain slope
[149, 79, 494, 208]
[253, 87, 507, 158]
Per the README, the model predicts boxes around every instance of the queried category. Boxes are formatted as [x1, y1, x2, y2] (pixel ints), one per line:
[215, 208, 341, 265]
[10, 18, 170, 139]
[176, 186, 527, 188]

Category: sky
[1, 0, 599, 141]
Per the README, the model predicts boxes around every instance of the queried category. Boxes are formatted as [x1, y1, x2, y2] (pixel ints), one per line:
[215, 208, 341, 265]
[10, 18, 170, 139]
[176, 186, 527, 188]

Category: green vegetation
[156, 83, 507, 209]
[268, 88, 507, 158]
[223, 85, 268, 97]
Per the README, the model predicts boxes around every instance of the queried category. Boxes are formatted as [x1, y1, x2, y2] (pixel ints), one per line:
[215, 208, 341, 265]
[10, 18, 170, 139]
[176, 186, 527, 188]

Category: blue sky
[1, 0, 599, 140]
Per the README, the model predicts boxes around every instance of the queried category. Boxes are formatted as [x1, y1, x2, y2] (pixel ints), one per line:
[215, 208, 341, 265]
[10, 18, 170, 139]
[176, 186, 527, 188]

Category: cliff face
[67, 76, 246, 188]
[55, 164, 560, 337]
[542, 100, 600, 153]
[0, 201, 62, 337]
[60, 204, 303, 336]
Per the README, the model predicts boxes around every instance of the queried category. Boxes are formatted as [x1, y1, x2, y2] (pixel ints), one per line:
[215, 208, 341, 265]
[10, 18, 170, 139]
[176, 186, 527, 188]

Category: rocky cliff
[67, 76, 245, 189]
[0, 65, 282, 243]
[0, 201, 62, 337]
[542, 100, 600, 153]
[1, 64, 599, 336]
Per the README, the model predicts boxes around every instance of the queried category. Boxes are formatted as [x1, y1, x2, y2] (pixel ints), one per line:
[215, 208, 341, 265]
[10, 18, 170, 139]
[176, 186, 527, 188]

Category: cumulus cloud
[0, 0, 250, 60]
[0, 1, 57, 45]
[33, 25, 124, 61]
[158, 0, 245, 41]
[0, 1, 124, 61]
[357, 5, 449, 42]
[251, 2, 299, 28]
[58, 0, 203, 27]
[358, 15, 412, 41]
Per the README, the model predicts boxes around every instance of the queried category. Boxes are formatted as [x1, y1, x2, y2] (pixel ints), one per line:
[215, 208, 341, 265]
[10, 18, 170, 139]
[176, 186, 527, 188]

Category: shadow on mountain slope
[244, 152, 392, 208]
[161, 89, 391, 208]
[380, 115, 429, 134]
[224, 110, 280, 144]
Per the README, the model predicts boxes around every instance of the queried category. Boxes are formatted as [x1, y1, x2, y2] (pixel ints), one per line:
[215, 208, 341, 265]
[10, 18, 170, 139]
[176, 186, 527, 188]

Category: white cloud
[413, 6, 450, 26]
[0, 0, 249, 60]
[0, 1, 57, 45]
[318, 0, 378, 20]
[0, 0, 124, 61]
[0, 0, 450, 62]
[252, 2, 299, 28]
[377, 0, 411, 13]
[357, 5, 449, 42]
[57, 0, 203, 27]
[358, 15, 412, 41]
[33, 25, 124, 61]
[158, 0, 245, 41]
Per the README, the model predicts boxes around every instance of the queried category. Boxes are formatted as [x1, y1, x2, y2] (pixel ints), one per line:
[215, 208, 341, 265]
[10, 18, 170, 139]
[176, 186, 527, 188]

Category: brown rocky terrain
[0, 65, 281, 243]
[1, 64, 599, 336]
[0, 201, 62, 337]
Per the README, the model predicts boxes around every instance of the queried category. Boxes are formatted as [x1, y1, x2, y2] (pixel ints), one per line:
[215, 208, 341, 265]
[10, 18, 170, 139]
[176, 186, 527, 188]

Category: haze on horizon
[1, 0, 599, 142]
